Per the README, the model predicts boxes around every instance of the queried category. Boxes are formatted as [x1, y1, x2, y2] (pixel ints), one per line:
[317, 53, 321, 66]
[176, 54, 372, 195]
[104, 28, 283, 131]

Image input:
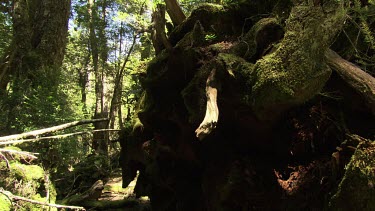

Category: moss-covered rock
[329, 140, 375, 210]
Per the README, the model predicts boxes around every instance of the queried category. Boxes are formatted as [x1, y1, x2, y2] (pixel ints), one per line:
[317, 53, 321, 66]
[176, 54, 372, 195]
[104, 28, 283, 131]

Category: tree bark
[325, 49, 375, 115]
[0, 0, 71, 132]
[164, 0, 186, 26]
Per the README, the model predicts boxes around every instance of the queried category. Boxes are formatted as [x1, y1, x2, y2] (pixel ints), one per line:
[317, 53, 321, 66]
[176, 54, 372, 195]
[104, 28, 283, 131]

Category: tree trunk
[88, 0, 108, 154]
[0, 0, 71, 133]
[151, 4, 172, 55]
[164, 0, 186, 26]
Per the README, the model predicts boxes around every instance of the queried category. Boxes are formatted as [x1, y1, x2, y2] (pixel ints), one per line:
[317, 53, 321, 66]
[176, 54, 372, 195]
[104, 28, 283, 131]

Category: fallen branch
[0, 189, 86, 210]
[0, 152, 10, 169]
[0, 149, 38, 160]
[325, 49, 375, 115]
[0, 118, 109, 142]
[0, 129, 119, 146]
[196, 69, 220, 140]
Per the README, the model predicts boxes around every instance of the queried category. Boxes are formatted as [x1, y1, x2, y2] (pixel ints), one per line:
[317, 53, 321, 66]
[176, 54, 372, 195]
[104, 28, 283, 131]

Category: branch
[0, 189, 86, 210]
[0, 149, 38, 160]
[108, 31, 138, 130]
[0, 118, 109, 142]
[325, 49, 375, 115]
[0, 129, 120, 146]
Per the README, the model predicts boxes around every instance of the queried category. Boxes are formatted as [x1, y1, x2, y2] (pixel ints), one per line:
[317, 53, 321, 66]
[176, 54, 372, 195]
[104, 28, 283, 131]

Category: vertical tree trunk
[164, 0, 186, 26]
[151, 4, 172, 55]
[88, 0, 108, 155]
[0, 0, 70, 133]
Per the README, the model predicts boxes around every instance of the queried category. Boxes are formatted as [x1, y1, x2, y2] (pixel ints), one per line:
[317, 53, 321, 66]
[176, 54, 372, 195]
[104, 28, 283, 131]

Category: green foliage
[335, 0, 375, 74]
[0, 10, 11, 55]
[204, 33, 217, 41]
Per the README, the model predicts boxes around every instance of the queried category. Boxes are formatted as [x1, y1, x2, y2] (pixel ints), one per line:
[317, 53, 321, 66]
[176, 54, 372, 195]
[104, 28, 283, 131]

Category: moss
[232, 18, 283, 61]
[10, 163, 44, 182]
[329, 140, 375, 210]
[1, 161, 57, 211]
[249, 3, 346, 120]
[0, 194, 11, 211]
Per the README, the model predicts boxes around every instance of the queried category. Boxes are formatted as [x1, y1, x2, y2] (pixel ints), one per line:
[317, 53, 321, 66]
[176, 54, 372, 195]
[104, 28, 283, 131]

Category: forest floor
[95, 170, 150, 211]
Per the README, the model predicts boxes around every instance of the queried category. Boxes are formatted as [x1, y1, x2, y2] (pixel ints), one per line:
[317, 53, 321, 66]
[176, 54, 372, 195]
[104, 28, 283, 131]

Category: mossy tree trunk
[0, 0, 70, 133]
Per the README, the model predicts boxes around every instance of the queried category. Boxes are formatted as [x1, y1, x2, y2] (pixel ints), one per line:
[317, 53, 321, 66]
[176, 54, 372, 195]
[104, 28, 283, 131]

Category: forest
[0, 0, 375, 210]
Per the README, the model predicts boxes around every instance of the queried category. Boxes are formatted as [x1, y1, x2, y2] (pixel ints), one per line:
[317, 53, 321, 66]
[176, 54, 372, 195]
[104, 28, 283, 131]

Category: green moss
[1, 162, 57, 211]
[10, 163, 44, 181]
[232, 18, 282, 60]
[0, 194, 11, 211]
[249, 3, 346, 120]
[329, 140, 375, 210]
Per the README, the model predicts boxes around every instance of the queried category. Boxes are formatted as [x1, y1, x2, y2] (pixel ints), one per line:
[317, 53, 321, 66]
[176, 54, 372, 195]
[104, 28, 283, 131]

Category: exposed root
[196, 69, 219, 140]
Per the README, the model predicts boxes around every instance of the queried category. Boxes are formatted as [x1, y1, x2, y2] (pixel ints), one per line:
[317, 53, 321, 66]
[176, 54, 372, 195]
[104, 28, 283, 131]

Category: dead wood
[196, 69, 220, 140]
[0, 118, 109, 142]
[325, 49, 375, 115]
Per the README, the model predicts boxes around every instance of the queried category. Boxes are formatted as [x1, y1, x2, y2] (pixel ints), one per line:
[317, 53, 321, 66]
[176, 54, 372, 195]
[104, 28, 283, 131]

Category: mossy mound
[0, 194, 11, 211]
[0, 148, 57, 211]
[329, 140, 375, 210]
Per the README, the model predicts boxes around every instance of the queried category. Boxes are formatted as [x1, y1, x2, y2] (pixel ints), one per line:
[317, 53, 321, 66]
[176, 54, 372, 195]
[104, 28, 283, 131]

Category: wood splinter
[196, 69, 220, 140]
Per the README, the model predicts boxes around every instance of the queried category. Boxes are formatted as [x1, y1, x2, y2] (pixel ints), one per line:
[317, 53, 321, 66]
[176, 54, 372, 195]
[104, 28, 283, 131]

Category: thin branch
[0, 189, 86, 210]
[0, 129, 120, 146]
[108, 31, 138, 129]
[0, 118, 109, 142]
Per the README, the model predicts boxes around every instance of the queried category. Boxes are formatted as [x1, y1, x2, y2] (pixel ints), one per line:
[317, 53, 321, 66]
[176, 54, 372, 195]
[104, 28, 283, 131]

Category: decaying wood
[0, 189, 86, 210]
[0, 118, 109, 142]
[196, 69, 220, 140]
[325, 49, 375, 115]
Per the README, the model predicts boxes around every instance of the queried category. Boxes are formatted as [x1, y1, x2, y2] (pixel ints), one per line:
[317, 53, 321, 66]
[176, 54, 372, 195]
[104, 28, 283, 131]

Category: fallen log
[325, 49, 375, 115]
[0, 129, 120, 146]
[0, 118, 109, 142]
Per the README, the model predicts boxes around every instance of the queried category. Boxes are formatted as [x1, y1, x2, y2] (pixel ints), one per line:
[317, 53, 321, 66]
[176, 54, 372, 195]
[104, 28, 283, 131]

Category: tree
[0, 0, 71, 134]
